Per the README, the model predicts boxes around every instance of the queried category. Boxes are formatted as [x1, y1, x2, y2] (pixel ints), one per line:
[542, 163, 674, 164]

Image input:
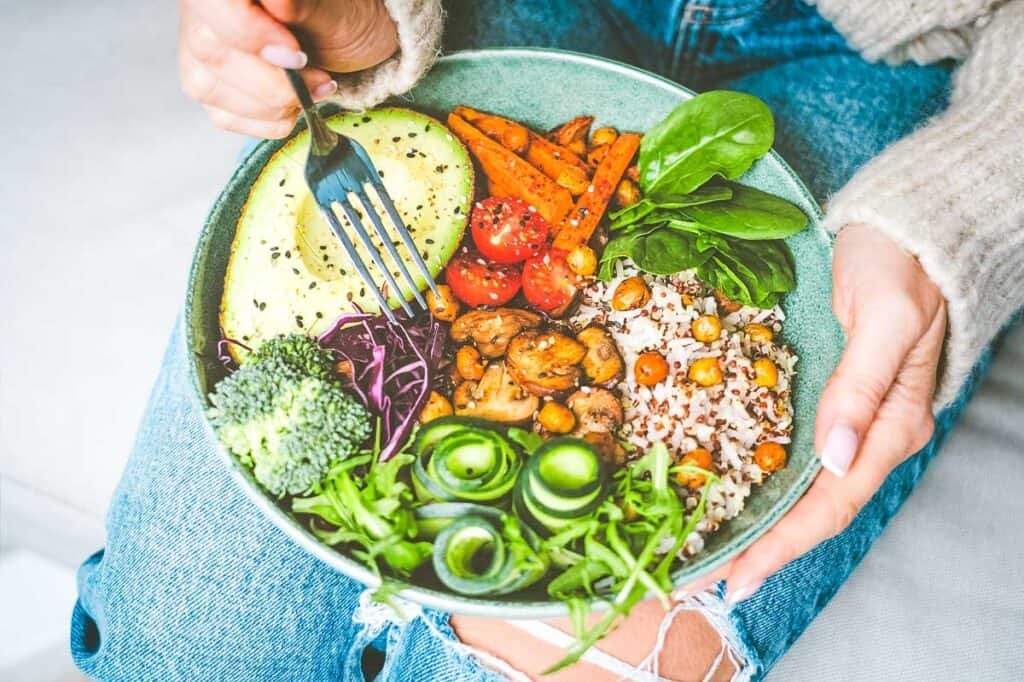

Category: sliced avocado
[220, 108, 474, 352]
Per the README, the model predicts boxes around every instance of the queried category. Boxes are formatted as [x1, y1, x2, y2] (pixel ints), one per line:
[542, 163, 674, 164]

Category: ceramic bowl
[185, 48, 843, 618]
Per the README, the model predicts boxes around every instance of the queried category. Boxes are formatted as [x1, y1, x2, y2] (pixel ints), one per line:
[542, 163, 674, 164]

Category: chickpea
[587, 143, 610, 168]
[691, 315, 722, 343]
[335, 359, 354, 380]
[611, 276, 651, 311]
[615, 179, 640, 207]
[753, 357, 778, 388]
[419, 391, 453, 424]
[676, 448, 713, 489]
[426, 284, 460, 322]
[456, 345, 486, 381]
[537, 401, 576, 434]
[688, 357, 723, 387]
[754, 441, 787, 472]
[745, 323, 774, 343]
[566, 244, 597, 277]
[634, 351, 669, 386]
[591, 127, 619, 147]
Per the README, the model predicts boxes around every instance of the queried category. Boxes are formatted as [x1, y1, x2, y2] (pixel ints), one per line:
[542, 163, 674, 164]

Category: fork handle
[284, 68, 337, 156]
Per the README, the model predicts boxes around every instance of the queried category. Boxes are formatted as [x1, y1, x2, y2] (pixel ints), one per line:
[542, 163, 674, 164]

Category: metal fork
[284, 69, 439, 324]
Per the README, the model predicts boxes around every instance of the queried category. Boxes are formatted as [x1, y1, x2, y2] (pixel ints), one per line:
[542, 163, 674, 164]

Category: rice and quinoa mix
[571, 261, 797, 557]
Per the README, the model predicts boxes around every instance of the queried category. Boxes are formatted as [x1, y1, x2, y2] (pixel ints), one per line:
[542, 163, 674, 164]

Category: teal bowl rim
[185, 47, 828, 619]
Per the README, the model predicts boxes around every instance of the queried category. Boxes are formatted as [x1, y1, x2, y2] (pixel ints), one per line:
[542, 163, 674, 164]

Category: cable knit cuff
[331, 0, 443, 110]
[822, 1, 1024, 408]
[808, 0, 1004, 63]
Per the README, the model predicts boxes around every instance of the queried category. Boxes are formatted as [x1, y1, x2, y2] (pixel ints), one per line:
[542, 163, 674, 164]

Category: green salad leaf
[679, 181, 808, 240]
[638, 90, 774, 196]
[600, 91, 809, 308]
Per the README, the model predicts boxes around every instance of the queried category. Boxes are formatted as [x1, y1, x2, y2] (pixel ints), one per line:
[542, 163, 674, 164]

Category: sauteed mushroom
[506, 331, 586, 396]
[453, 361, 539, 423]
[450, 308, 542, 358]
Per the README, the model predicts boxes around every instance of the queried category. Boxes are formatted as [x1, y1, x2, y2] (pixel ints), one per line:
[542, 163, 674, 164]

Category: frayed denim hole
[360, 644, 386, 681]
[70, 601, 102, 663]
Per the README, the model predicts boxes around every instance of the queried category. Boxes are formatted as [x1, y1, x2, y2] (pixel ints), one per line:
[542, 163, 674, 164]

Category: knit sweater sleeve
[813, 0, 1024, 406]
[331, 0, 444, 110]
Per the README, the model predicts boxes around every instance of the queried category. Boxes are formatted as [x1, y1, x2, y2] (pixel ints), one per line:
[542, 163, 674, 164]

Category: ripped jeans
[72, 1, 983, 680]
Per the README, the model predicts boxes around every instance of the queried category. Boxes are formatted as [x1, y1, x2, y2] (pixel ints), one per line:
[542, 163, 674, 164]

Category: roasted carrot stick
[553, 132, 641, 250]
[548, 116, 593, 156]
[448, 113, 575, 225]
[453, 105, 530, 154]
[524, 133, 591, 196]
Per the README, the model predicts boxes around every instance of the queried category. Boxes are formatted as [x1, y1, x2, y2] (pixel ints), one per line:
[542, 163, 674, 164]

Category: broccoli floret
[208, 335, 371, 497]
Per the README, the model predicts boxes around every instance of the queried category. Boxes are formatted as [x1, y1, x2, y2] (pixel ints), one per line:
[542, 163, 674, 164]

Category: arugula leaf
[638, 91, 774, 196]
[679, 181, 808, 240]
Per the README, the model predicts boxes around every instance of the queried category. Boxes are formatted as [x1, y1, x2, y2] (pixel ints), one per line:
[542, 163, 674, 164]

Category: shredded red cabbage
[318, 311, 447, 461]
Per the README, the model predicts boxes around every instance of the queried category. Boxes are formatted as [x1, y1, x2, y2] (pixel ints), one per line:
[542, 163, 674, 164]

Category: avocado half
[220, 108, 474, 350]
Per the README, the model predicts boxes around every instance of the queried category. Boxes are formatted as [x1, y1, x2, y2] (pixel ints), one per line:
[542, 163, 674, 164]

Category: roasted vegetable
[448, 113, 574, 225]
[576, 326, 623, 384]
[548, 115, 593, 156]
[505, 331, 586, 396]
[453, 362, 539, 422]
[450, 308, 542, 358]
[554, 132, 642, 250]
[453, 105, 530, 153]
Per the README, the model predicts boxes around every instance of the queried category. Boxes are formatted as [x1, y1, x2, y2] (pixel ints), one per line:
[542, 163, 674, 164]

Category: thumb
[814, 313, 916, 477]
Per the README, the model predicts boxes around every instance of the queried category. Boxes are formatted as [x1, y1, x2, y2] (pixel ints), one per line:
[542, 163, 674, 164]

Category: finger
[181, 43, 335, 119]
[203, 105, 298, 139]
[182, 0, 306, 66]
[813, 311, 919, 477]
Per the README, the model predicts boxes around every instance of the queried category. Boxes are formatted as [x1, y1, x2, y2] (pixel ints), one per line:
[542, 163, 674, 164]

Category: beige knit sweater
[337, 0, 1024, 407]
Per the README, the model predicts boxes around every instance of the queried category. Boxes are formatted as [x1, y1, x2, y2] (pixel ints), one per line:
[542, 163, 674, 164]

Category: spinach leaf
[608, 185, 733, 231]
[700, 238, 795, 308]
[598, 228, 652, 281]
[638, 91, 774, 196]
[679, 181, 807, 240]
[631, 229, 713, 276]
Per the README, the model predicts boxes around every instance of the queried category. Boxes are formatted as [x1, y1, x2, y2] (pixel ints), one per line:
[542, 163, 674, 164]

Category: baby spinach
[608, 184, 733, 230]
[638, 90, 774, 196]
[679, 181, 808, 240]
[698, 238, 796, 309]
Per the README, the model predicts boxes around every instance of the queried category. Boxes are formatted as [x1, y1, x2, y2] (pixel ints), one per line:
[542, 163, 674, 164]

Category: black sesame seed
[425, 238, 435, 245]
[362, 116, 371, 123]
[284, 193, 295, 198]
[271, 252, 281, 260]
[284, 250, 291, 258]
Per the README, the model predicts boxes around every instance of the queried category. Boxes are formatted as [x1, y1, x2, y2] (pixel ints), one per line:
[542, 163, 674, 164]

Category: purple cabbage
[318, 311, 447, 461]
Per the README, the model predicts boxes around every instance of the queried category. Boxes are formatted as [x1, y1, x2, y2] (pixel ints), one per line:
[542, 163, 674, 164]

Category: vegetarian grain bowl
[186, 50, 843, 672]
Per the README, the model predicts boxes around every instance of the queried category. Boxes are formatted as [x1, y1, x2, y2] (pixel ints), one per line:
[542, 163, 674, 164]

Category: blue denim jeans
[73, 2, 985, 680]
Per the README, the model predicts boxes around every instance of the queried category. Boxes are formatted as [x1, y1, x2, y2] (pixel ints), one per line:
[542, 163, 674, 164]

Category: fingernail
[312, 80, 338, 100]
[260, 45, 308, 69]
[820, 424, 859, 477]
[725, 580, 762, 606]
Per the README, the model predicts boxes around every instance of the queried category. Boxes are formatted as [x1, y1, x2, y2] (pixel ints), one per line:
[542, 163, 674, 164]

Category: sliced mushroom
[505, 331, 586, 396]
[450, 308, 542, 358]
[453, 361, 539, 423]
[567, 387, 626, 463]
[576, 326, 624, 385]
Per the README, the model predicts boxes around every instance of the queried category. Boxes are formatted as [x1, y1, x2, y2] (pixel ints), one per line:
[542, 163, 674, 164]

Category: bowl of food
[186, 48, 842, 668]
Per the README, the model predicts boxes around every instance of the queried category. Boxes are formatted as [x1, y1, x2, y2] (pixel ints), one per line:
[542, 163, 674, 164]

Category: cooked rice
[571, 261, 797, 557]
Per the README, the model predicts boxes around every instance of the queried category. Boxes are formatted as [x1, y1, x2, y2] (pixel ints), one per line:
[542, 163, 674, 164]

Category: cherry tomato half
[522, 249, 581, 314]
[470, 197, 551, 264]
[445, 248, 522, 307]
